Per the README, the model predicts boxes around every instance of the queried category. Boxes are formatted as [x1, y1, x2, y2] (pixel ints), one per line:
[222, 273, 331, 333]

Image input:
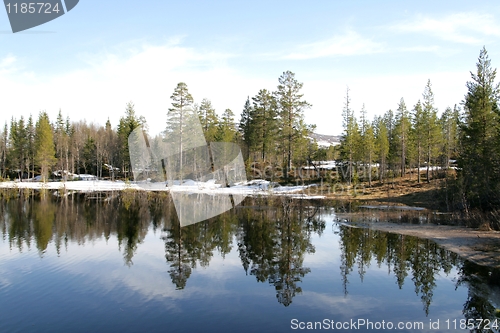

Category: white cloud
[0, 54, 19, 75]
[284, 31, 384, 60]
[0, 37, 474, 138]
[393, 12, 500, 44]
[0, 43, 267, 137]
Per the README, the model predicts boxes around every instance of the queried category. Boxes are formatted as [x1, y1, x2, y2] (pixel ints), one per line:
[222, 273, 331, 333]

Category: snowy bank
[0, 179, 326, 199]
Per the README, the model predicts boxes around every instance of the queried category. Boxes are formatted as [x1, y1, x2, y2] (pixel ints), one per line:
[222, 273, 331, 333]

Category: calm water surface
[0, 192, 499, 333]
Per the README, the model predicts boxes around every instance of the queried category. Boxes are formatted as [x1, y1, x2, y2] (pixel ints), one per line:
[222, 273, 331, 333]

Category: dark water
[0, 191, 499, 333]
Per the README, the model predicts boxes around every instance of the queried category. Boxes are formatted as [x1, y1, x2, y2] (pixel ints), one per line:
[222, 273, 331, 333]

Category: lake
[0, 191, 499, 332]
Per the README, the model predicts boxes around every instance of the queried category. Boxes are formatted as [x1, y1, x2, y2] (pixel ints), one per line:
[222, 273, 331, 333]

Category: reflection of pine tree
[214, 213, 237, 259]
[410, 239, 438, 316]
[270, 200, 312, 307]
[390, 234, 409, 289]
[337, 224, 462, 315]
[163, 221, 192, 290]
[180, 221, 217, 269]
[237, 199, 323, 307]
[33, 197, 56, 253]
[6, 196, 34, 251]
[245, 210, 276, 282]
[338, 226, 357, 296]
[457, 262, 498, 332]
[197, 222, 217, 268]
[117, 192, 150, 266]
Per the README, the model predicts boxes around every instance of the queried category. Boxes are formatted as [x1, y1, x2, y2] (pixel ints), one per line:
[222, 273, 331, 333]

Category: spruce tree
[117, 102, 141, 178]
[238, 97, 252, 160]
[10, 117, 28, 180]
[459, 47, 500, 209]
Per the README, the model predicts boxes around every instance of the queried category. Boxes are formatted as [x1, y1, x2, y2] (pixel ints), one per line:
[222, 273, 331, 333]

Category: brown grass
[312, 173, 445, 210]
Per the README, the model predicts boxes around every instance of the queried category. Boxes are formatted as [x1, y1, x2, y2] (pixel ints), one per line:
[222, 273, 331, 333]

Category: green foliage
[238, 96, 252, 159]
[198, 98, 219, 142]
[35, 112, 56, 182]
[217, 108, 237, 143]
[458, 47, 500, 210]
[339, 87, 360, 184]
[250, 89, 278, 161]
[374, 116, 389, 182]
[275, 71, 312, 179]
[393, 98, 411, 177]
[118, 102, 143, 178]
[421, 80, 442, 183]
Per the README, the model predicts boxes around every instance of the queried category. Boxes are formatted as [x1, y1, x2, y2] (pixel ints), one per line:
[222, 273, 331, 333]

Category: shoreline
[3, 179, 499, 268]
[0, 180, 326, 198]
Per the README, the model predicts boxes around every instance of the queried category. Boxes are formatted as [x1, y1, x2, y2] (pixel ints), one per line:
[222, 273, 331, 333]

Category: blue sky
[1, 1, 499, 136]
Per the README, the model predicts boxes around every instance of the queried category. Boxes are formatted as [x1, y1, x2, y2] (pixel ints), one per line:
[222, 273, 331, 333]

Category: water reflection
[338, 226, 459, 315]
[0, 190, 499, 330]
[236, 199, 325, 306]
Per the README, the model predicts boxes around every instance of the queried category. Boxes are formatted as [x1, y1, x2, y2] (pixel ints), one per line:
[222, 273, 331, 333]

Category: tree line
[338, 80, 460, 187]
[1, 48, 499, 212]
[338, 47, 500, 212]
[0, 70, 315, 182]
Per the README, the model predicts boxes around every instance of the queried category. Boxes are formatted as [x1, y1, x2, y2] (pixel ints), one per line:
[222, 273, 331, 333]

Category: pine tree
[238, 97, 252, 160]
[340, 87, 359, 184]
[165, 82, 196, 183]
[275, 71, 311, 180]
[374, 116, 389, 182]
[35, 112, 56, 182]
[26, 115, 35, 179]
[198, 98, 219, 142]
[0, 123, 7, 179]
[393, 98, 411, 177]
[412, 100, 425, 183]
[250, 89, 278, 162]
[383, 109, 397, 178]
[54, 110, 70, 179]
[359, 105, 375, 186]
[459, 47, 500, 209]
[440, 105, 460, 169]
[103, 118, 118, 180]
[118, 102, 142, 178]
[10, 117, 28, 180]
[421, 80, 441, 183]
[217, 108, 237, 143]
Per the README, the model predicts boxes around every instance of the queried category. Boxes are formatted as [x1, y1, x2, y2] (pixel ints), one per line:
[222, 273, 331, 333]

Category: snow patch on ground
[0, 179, 325, 199]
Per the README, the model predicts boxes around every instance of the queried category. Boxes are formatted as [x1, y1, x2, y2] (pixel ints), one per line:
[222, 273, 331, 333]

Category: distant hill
[309, 133, 341, 147]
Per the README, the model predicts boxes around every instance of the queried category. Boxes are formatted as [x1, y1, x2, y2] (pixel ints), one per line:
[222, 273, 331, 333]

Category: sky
[0, 1, 499, 136]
